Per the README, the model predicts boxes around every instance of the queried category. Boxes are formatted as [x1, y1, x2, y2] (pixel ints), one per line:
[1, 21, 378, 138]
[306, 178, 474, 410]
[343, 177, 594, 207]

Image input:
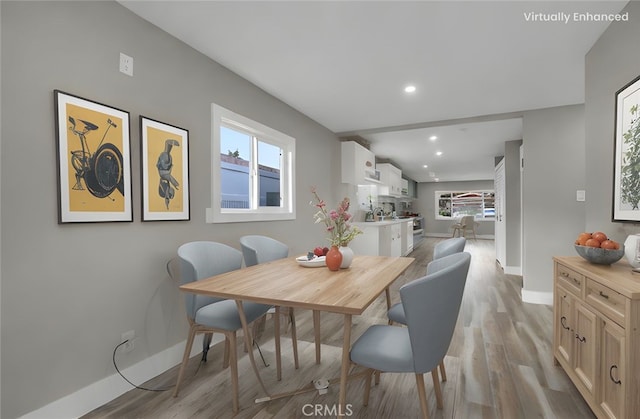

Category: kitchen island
[350, 218, 415, 257]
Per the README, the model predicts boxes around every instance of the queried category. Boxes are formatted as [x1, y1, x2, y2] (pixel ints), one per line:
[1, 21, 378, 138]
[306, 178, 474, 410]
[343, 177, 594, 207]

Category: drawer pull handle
[609, 365, 622, 385]
[599, 291, 609, 299]
[560, 316, 570, 330]
[561, 272, 569, 277]
[575, 334, 586, 343]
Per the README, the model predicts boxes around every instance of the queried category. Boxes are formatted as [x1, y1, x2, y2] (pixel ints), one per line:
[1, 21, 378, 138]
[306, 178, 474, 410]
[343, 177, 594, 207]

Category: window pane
[258, 140, 282, 207]
[483, 192, 495, 218]
[220, 126, 250, 208]
[452, 192, 482, 218]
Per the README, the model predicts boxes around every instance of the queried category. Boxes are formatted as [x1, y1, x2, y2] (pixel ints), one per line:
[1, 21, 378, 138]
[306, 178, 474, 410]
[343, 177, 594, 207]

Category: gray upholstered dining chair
[350, 252, 471, 419]
[239, 235, 299, 379]
[173, 241, 275, 413]
[387, 237, 466, 381]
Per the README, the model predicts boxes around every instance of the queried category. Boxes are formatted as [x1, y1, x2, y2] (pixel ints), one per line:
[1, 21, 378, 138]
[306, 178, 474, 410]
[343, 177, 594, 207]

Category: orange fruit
[577, 232, 592, 246]
[592, 232, 608, 243]
[585, 238, 601, 248]
[601, 240, 618, 250]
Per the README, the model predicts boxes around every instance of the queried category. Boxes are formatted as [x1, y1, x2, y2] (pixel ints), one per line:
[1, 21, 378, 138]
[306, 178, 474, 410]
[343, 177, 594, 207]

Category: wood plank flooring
[82, 238, 595, 419]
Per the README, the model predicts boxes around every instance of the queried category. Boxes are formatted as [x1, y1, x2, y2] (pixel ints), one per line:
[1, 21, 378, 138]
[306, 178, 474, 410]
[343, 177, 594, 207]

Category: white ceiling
[119, 0, 628, 182]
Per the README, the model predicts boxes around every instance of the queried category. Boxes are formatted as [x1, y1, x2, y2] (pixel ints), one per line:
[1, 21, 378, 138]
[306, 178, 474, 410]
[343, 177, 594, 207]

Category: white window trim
[434, 189, 495, 221]
[207, 104, 296, 223]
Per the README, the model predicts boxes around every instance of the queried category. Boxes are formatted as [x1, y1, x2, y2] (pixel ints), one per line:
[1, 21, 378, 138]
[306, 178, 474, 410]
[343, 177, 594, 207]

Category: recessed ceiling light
[435, 178, 440, 182]
[436, 151, 443, 156]
[423, 164, 428, 168]
[429, 135, 437, 141]
[404, 85, 416, 93]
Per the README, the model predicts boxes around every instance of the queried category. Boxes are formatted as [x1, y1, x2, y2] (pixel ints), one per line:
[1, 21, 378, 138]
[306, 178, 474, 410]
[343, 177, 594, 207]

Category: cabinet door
[390, 223, 402, 257]
[600, 319, 625, 419]
[554, 285, 574, 365]
[574, 300, 598, 397]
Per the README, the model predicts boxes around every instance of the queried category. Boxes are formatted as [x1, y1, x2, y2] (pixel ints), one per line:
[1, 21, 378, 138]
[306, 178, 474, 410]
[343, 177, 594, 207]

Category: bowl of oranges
[574, 232, 624, 265]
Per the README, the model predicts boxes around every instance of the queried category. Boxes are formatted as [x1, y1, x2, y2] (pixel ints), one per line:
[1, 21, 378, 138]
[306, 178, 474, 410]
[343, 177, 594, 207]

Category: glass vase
[325, 245, 343, 271]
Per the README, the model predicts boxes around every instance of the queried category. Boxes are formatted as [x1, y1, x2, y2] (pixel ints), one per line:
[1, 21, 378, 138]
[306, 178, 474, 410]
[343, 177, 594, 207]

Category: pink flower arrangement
[311, 187, 362, 247]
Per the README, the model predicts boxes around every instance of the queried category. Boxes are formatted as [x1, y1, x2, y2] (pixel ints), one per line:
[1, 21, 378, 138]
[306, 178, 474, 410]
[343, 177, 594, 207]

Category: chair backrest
[400, 252, 471, 374]
[460, 215, 476, 229]
[177, 241, 243, 319]
[433, 237, 466, 261]
[239, 235, 288, 267]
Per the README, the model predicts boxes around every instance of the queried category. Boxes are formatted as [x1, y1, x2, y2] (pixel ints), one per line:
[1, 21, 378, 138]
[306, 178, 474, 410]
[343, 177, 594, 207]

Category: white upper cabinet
[377, 163, 403, 197]
[341, 141, 380, 185]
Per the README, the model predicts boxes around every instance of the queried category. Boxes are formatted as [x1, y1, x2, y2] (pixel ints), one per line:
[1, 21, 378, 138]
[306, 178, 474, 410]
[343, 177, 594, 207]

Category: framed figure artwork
[54, 90, 132, 223]
[613, 74, 640, 222]
[140, 116, 190, 221]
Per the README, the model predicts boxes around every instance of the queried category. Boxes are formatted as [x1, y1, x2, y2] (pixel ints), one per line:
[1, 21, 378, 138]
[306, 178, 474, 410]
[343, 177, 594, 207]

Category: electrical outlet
[119, 53, 133, 76]
[121, 330, 135, 353]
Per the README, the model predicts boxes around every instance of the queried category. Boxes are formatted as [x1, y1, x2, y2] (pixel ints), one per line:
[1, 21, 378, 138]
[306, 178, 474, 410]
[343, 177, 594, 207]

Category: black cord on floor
[112, 340, 174, 392]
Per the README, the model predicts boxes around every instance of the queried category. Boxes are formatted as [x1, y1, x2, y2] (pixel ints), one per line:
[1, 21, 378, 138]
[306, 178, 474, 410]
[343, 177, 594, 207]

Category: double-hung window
[208, 104, 295, 223]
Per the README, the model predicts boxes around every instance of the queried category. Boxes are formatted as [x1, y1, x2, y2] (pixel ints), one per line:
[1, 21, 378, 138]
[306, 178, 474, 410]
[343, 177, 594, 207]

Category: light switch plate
[577, 190, 586, 202]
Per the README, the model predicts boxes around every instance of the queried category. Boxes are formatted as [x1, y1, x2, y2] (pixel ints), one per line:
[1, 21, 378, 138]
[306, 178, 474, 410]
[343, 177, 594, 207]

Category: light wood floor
[82, 238, 595, 419]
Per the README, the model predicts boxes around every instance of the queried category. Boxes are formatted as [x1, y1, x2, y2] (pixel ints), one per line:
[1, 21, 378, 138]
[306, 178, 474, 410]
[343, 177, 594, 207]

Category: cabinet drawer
[586, 279, 626, 327]
[556, 264, 584, 296]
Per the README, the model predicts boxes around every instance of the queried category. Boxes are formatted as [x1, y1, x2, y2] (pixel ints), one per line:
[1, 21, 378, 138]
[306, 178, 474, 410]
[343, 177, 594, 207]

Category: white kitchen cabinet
[400, 220, 414, 256]
[349, 220, 404, 257]
[377, 163, 403, 196]
[341, 141, 380, 185]
[380, 222, 402, 257]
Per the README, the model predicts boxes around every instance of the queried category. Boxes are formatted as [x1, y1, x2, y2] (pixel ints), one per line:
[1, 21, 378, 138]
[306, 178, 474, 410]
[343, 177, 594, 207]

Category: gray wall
[415, 180, 496, 237]
[504, 139, 522, 269]
[0, 2, 340, 418]
[585, 0, 640, 240]
[522, 105, 585, 294]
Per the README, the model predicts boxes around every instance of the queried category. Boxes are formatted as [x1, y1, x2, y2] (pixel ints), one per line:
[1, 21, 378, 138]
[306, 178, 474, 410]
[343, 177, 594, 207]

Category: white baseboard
[18, 335, 223, 419]
[425, 233, 495, 240]
[521, 289, 553, 306]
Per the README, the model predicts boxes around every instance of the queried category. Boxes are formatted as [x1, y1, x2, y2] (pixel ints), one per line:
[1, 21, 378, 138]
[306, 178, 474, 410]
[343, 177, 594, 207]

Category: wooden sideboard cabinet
[553, 256, 640, 419]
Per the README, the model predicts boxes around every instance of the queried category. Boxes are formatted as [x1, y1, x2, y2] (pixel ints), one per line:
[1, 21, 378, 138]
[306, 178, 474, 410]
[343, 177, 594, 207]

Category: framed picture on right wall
[613, 74, 640, 222]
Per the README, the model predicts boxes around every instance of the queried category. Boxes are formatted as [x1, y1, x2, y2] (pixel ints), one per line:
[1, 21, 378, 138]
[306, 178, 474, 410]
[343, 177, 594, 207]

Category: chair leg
[363, 369, 374, 406]
[173, 325, 198, 397]
[313, 310, 321, 364]
[415, 373, 430, 419]
[223, 336, 230, 369]
[202, 332, 213, 362]
[439, 359, 447, 382]
[431, 367, 443, 409]
[288, 307, 300, 369]
[227, 331, 240, 414]
[274, 306, 282, 381]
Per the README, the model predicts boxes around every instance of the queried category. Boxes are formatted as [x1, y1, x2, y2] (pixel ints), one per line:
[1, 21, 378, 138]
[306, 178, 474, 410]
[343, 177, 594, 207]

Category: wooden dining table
[179, 254, 414, 416]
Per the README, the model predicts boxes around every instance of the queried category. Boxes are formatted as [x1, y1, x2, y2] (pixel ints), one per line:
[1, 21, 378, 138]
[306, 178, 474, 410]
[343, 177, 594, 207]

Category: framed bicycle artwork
[140, 116, 190, 221]
[613, 74, 640, 222]
[54, 90, 132, 223]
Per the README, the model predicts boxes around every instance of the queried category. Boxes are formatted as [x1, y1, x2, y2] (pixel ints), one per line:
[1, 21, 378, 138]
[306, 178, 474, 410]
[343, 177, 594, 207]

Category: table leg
[313, 310, 321, 364]
[235, 300, 271, 398]
[275, 306, 282, 381]
[338, 313, 352, 417]
[384, 288, 391, 311]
